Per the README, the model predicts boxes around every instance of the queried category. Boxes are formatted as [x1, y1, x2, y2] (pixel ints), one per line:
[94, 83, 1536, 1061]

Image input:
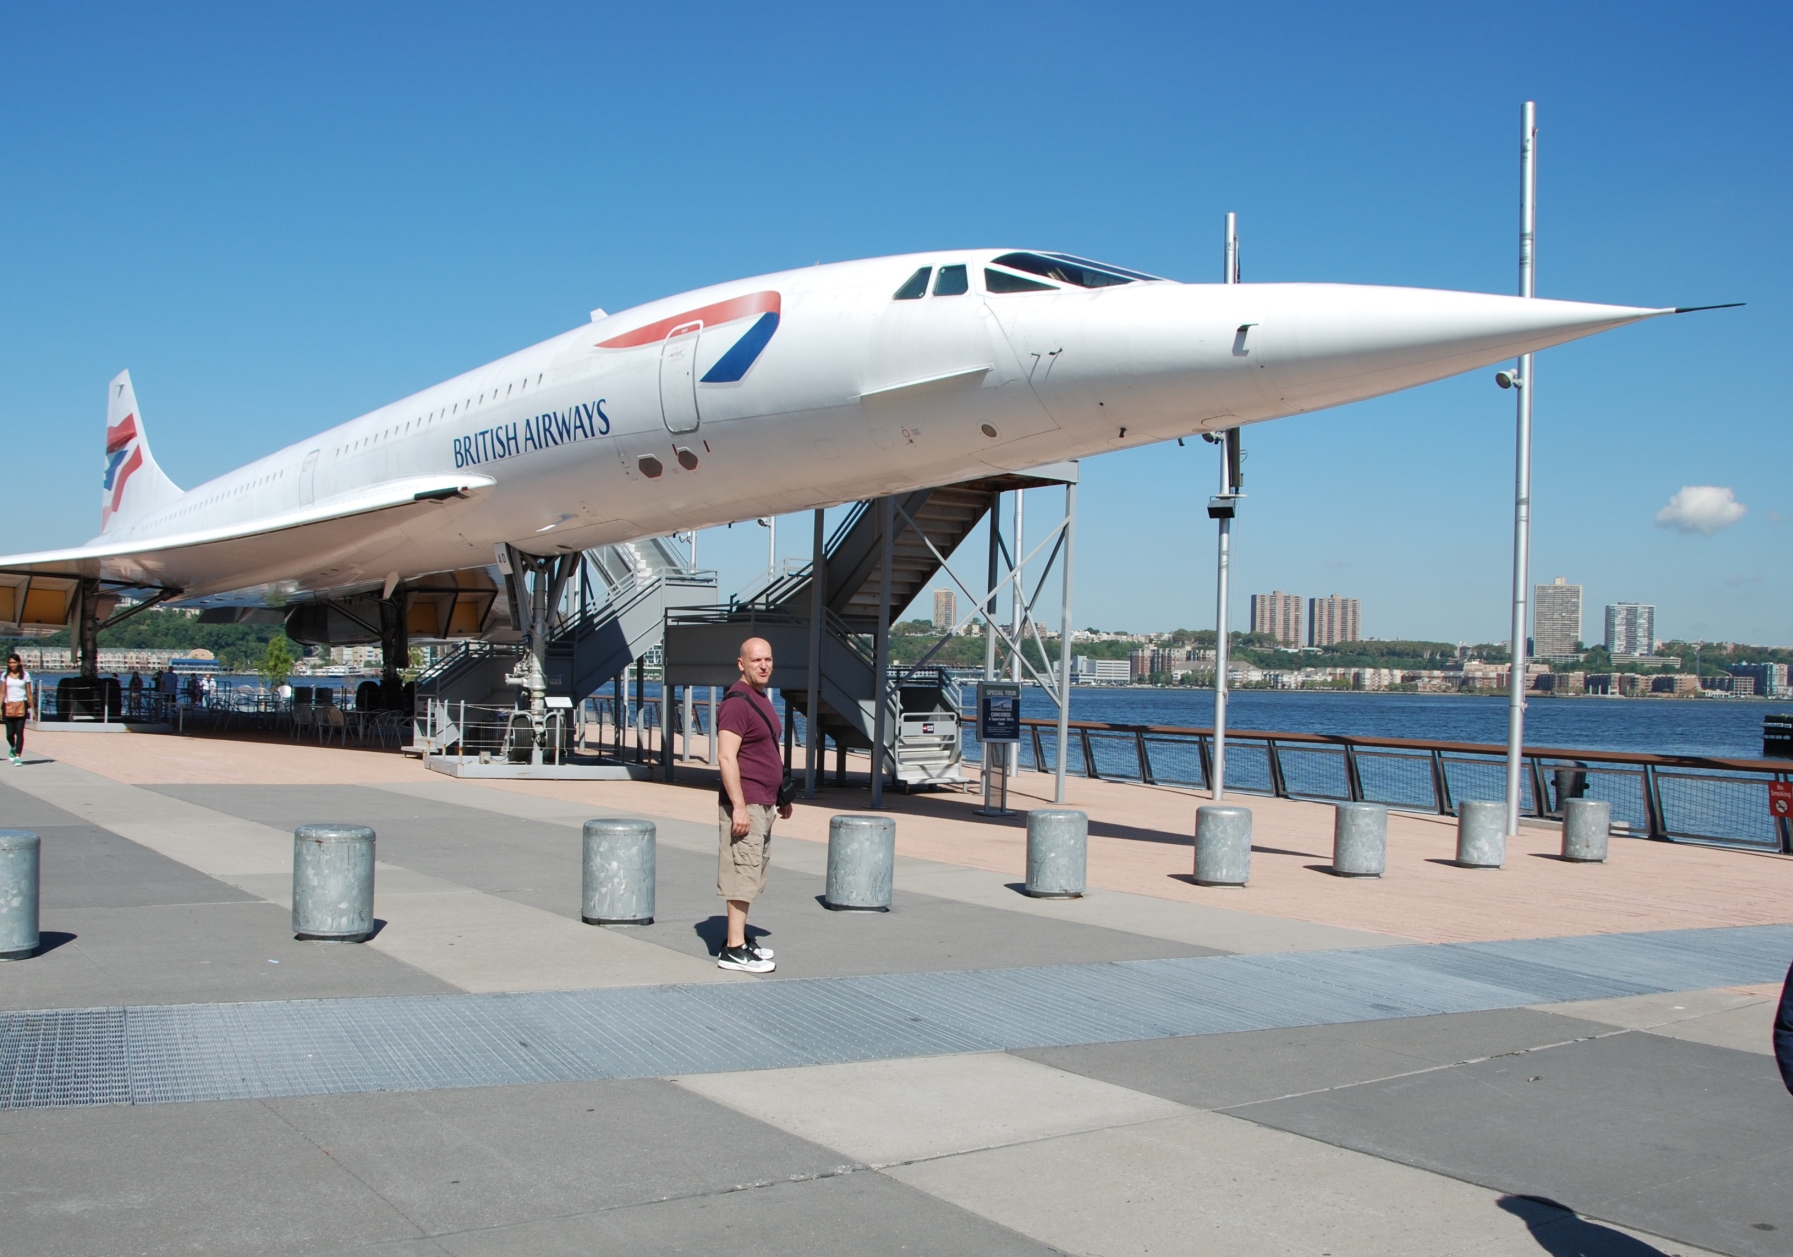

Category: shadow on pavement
[691, 914, 774, 957]
[1498, 1195, 1675, 1256]
[25, 930, 77, 957]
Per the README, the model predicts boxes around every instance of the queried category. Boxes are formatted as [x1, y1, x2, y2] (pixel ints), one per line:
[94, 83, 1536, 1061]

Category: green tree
[258, 636, 295, 689]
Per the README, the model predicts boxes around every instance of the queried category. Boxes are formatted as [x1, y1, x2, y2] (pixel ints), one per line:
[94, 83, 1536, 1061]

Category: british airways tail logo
[103, 414, 143, 522]
[596, 290, 781, 381]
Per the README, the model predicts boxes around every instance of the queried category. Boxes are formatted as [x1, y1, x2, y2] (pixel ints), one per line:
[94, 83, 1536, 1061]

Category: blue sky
[1, 2, 1785, 644]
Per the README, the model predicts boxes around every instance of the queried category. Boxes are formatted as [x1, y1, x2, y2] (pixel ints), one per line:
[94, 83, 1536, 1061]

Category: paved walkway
[0, 729, 1788, 1256]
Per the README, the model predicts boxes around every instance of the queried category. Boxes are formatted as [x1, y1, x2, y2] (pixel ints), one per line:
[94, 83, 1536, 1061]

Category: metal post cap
[294, 824, 377, 844]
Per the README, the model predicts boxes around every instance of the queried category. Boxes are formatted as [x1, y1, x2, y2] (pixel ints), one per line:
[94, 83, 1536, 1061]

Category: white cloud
[1655, 485, 1747, 536]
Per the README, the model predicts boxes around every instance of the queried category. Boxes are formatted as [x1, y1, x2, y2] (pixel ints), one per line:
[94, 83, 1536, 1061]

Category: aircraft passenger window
[985, 268, 1057, 294]
[992, 252, 1154, 287]
[933, 265, 969, 296]
[893, 267, 931, 300]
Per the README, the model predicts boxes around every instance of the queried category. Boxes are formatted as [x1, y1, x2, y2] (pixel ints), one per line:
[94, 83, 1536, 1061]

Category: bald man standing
[715, 636, 791, 973]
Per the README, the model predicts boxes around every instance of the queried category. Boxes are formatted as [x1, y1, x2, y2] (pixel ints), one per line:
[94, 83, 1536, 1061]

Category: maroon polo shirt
[718, 681, 784, 807]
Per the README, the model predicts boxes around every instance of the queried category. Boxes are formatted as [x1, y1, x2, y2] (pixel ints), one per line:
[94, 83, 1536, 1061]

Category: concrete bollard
[1455, 801, 1506, 869]
[0, 831, 40, 961]
[1561, 798, 1612, 863]
[1026, 809, 1088, 898]
[825, 814, 895, 911]
[582, 818, 656, 924]
[1194, 805, 1252, 886]
[1332, 803, 1388, 877]
[292, 824, 376, 941]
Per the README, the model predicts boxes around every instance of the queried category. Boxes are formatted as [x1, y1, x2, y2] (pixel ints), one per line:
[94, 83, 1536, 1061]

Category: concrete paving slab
[263, 1078, 857, 1236]
[1233, 1029, 1793, 1257]
[0, 1097, 424, 1256]
[1016, 1007, 1617, 1110]
[1535, 986, 1781, 1056]
[359, 885, 736, 992]
[675, 1051, 1188, 1167]
[0, 901, 457, 1011]
[430, 1169, 1060, 1257]
[886, 1108, 1726, 1257]
[34, 822, 258, 910]
[892, 855, 1409, 952]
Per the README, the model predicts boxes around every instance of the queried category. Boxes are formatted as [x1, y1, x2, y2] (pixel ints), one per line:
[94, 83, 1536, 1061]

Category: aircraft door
[299, 450, 319, 506]
[659, 323, 701, 434]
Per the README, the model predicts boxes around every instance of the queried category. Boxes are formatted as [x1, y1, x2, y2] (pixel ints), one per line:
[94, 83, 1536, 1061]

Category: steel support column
[805, 508, 825, 798]
[1053, 481, 1076, 803]
[869, 495, 893, 809]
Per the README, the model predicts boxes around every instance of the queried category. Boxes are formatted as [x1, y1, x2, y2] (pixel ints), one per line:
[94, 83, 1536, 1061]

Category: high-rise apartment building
[1249, 591, 1304, 648]
[932, 589, 956, 632]
[1533, 577, 1583, 658]
[1308, 594, 1361, 647]
[1604, 603, 1656, 657]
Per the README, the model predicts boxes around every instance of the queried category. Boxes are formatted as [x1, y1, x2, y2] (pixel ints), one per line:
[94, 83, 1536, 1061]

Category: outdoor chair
[317, 704, 347, 747]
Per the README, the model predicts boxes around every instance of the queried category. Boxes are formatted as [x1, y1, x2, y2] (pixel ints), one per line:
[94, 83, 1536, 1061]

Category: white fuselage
[90, 249, 1662, 599]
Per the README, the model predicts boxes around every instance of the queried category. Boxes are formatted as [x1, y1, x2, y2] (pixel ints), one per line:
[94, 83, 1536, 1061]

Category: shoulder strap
[722, 688, 780, 741]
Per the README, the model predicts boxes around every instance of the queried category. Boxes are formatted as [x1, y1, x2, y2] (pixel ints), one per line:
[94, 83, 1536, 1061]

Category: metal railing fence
[989, 717, 1793, 855]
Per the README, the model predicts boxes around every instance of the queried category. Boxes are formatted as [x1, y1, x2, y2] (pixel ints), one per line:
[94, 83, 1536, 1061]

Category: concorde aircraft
[0, 248, 1694, 677]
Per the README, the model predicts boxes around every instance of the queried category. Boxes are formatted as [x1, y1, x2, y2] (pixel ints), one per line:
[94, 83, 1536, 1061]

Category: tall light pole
[1502, 102, 1538, 840]
[1209, 212, 1241, 801]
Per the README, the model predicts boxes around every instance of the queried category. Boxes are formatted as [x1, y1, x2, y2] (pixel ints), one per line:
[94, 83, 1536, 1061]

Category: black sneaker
[717, 944, 775, 974]
[745, 937, 775, 961]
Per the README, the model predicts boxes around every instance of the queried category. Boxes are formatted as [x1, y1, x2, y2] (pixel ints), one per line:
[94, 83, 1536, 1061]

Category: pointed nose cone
[1254, 284, 1668, 413]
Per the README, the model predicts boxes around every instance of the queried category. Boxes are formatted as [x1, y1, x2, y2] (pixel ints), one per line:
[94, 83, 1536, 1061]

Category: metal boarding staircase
[543, 567, 716, 703]
[408, 539, 716, 755]
[664, 471, 1065, 782]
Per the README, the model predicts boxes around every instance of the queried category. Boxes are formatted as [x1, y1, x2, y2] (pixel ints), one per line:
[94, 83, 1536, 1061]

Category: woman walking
[3, 654, 32, 765]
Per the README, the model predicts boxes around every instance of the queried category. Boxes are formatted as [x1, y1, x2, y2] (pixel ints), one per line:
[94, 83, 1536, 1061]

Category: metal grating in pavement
[2, 923, 1789, 1110]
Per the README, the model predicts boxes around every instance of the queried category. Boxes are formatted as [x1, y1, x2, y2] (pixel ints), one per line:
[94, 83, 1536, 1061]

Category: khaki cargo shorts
[718, 804, 775, 902]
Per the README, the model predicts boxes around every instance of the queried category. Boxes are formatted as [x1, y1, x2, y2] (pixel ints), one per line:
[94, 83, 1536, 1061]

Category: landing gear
[378, 591, 409, 712]
[500, 545, 577, 766]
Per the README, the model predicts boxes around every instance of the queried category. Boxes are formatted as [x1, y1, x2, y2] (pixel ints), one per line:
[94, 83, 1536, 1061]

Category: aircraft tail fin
[101, 370, 183, 534]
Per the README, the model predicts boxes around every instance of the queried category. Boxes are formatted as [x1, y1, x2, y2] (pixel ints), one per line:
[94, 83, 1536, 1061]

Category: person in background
[128, 670, 143, 717]
[3, 654, 32, 765]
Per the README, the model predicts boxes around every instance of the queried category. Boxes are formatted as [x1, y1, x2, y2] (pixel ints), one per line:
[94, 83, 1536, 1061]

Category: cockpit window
[1044, 252, 1164, 281]
[933, 264, 969, 296]
[992, 252, 1160, 287]
[893, 267, 931, 300]
[985, 268, 1057, 294]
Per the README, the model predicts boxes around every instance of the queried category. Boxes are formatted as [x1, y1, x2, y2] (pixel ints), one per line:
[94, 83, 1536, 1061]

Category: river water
[1008, 688, 1781, 760]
